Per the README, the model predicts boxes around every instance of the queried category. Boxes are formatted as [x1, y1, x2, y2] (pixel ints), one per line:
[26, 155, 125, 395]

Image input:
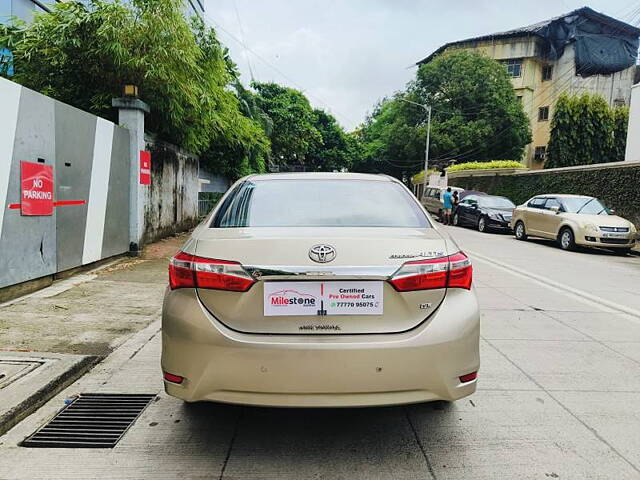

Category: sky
[204, 0, 640, 130]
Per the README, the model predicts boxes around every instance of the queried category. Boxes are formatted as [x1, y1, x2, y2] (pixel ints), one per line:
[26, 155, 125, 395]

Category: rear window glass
[212, 179, 429, 228]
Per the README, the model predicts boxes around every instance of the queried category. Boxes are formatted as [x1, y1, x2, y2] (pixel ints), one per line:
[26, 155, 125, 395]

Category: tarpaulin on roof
[536, 12, 639, 76]
[417, 7, 640, 75]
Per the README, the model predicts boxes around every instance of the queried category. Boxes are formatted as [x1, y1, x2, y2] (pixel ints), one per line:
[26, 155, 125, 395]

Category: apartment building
[417, 7, 640, 168]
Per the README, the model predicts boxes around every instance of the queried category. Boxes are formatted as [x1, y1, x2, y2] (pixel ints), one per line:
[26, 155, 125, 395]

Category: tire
[558, 227, 575, 251]
[477, 216, 487, 233]
[453, 213, 460, 226]
[514, 221, 527, 240]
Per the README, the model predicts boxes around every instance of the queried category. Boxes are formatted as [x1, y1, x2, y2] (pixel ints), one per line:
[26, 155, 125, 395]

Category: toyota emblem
[309, 244, 336, 263]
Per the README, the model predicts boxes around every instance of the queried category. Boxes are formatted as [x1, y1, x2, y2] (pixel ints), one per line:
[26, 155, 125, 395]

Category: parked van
[422, 186, 465, 221]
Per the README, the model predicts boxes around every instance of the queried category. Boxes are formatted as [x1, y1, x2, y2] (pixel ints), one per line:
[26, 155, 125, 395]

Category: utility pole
[400, 98, 431, 201]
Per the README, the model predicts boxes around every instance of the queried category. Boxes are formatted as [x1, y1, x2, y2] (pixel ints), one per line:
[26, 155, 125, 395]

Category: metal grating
[22, 393, 156, 448]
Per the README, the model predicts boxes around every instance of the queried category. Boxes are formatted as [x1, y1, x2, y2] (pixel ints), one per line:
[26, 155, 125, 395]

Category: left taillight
[389, 251, 473, 291]
[168, 251, 256, 292]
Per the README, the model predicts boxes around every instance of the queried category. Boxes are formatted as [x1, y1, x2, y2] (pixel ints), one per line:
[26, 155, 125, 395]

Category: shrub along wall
[448, 162, 640, 227]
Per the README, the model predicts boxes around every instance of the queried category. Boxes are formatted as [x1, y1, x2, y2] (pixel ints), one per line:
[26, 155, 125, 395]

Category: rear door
[424, 188, 439, 214]
[525, 197, 547, 235]
[538, 197, 563, 238]
[457, 196, 474, 225]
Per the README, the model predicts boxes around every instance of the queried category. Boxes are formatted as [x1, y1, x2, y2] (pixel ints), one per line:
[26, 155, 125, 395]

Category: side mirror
[550, 206, 560, 214]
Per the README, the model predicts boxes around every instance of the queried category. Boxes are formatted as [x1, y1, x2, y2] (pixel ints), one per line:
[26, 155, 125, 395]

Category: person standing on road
[442, 187, 454, 225]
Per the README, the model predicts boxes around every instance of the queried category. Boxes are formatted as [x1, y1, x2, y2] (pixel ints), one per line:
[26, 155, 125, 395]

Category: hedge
[448, 163, 640, 227]
[447, 160, 525, 173]
[411, 169, 439, 185]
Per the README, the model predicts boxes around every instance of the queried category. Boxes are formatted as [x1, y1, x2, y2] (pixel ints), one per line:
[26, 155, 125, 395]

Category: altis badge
[389, 251, 445, 259]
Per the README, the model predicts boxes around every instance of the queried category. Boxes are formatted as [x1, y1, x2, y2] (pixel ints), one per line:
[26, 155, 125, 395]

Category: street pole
[399, 98, 432, 201]
[422, 104, 431, 202]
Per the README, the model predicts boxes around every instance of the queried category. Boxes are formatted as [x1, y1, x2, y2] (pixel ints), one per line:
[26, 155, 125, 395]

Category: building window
[542, 64, 553, 81]
[538, 106, 549, 121]
[534, 146, 547, 161]
[516, 95, 523, 103]
[502, 59, 522, 78]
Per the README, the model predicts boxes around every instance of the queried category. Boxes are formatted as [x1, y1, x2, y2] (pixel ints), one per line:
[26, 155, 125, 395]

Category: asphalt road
[1, 225, 640, 479]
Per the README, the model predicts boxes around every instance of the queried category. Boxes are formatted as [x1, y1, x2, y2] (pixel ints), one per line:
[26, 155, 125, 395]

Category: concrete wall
[626, 84, 640, 162]
[198, 165, 229, 193]
[0, 77, 130, 290]
[142, 140, 199, 244]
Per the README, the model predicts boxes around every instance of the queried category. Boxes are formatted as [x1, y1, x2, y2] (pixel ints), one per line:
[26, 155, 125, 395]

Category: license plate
[263, 281, 383, 316]
[602, 232, 627, 239]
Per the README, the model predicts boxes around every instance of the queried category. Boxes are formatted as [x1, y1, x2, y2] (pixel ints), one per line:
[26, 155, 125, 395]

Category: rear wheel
[558, 227, 575, 251]
[477, 216, 487, 233]
[514, 221, 527, 240]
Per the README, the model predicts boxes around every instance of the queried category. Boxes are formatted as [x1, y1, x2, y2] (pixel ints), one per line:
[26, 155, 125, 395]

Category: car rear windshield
[212, 179, 429, 228]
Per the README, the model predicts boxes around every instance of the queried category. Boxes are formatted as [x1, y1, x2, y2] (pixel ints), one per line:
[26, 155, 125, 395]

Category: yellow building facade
[418, 8, 640, 169]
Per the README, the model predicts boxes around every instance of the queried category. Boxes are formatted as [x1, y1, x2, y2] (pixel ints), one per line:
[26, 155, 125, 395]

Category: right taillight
[168, 252, 255, 291]
[389, 251, 472, 291]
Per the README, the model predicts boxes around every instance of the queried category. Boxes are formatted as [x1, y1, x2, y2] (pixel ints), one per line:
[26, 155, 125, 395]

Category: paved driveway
[1, 226, 639, 479]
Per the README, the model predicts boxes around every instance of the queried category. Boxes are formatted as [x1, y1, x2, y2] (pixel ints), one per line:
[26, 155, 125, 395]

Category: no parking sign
[21, 161, 54, 216]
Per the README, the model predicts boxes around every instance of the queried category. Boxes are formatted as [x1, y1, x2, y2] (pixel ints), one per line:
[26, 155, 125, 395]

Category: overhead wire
[202, 9, 358, 127]
[231, 0, 255, 82]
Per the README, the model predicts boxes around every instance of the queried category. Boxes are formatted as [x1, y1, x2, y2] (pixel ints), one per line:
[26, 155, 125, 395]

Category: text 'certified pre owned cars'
[162, 173, 480, 407]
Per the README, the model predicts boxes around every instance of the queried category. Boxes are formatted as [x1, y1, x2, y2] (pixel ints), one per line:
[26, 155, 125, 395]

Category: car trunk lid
[194, 227, 452, 335]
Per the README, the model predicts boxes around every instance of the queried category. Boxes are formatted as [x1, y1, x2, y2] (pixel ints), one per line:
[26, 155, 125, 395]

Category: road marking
[467, 249, 640, 323]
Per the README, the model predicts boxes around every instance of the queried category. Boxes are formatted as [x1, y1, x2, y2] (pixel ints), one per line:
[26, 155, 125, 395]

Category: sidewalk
[0, 233, 186, 357]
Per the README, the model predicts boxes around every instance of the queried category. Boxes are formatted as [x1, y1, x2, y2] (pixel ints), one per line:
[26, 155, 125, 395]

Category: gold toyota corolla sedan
[511, 194, 637, 253]
[162, 173, 479, 407]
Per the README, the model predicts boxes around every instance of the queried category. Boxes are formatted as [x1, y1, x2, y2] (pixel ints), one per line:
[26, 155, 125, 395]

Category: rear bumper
[161, 288, 480, 407]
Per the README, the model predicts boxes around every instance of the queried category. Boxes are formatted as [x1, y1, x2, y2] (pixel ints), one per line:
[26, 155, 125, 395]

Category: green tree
[355, 95, 427, 178]
[252, 82, 322, 170]
[0, 0, 268, 175]
[305, 109, 355, 171]
[358, 51, 531, 178]
[546, 93, 624, 168]
[611, 106, 629, 162]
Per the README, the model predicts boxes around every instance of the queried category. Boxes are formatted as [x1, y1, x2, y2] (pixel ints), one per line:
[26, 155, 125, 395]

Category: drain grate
[22, 393, 156, 448]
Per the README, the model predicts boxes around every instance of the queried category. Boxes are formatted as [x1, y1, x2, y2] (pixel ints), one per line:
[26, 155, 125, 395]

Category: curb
[0, 354, 99, 436]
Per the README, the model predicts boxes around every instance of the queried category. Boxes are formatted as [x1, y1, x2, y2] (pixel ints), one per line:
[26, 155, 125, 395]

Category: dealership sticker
[263, 281, 383, 316]
[324, 281, 383, 316]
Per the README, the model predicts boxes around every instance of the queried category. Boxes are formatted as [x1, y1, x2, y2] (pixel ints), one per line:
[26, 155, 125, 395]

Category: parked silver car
[422, 186, 465, 221]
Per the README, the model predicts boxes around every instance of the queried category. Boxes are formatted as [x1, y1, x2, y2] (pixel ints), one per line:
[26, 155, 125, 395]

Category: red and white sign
[140, 150, 151, 185]
[21, 161, 54, 216]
